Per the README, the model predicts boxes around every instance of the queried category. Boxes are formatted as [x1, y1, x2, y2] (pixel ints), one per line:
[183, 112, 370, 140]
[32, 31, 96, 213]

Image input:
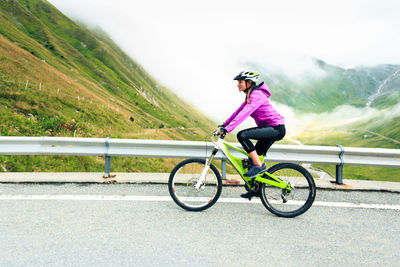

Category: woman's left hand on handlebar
[217, 127, 227, 135]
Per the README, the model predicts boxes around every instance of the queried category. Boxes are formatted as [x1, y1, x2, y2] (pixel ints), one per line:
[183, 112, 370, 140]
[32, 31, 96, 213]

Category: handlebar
[212, 129, 227, 139]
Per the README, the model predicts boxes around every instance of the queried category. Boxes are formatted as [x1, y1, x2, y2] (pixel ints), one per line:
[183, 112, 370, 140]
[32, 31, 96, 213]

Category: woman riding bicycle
[170, 76, 315, 213]
[218, 71, 286, 195]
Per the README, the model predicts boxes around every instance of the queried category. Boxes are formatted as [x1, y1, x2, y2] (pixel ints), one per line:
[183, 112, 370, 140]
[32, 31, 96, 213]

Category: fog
[279, 102, 400, 144]
[47, 0, 400, 135]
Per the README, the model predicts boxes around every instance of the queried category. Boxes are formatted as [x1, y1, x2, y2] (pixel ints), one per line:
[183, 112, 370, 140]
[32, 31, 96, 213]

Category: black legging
[237, 125, 286, 156]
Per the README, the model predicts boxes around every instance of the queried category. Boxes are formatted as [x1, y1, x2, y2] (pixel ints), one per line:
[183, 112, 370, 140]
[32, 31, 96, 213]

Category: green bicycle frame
[212, 137, 291, 190]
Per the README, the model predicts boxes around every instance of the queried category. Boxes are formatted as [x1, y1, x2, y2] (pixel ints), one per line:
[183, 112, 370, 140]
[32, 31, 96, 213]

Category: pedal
[242, 159, 250, 169]
[242, 158, 254, 169]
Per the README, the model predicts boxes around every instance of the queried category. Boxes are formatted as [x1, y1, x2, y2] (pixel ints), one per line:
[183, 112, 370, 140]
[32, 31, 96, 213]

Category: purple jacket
[223, 82, 285, 133]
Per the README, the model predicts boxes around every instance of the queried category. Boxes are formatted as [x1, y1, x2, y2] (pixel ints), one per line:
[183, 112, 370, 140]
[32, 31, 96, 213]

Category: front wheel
[168, 158, 222, 211]
[260, 163, 316, 218]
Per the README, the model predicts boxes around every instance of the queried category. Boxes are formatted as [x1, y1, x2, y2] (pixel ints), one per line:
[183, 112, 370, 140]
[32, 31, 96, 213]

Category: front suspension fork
[194, 148, 218, 190]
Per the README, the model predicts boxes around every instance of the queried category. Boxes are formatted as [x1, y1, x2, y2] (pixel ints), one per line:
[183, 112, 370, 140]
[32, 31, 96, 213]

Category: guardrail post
[103, 137, 115, 178]
[104, 156, 111, 177]
[335, 144, 344, 184]
[221, 156, 226, 179]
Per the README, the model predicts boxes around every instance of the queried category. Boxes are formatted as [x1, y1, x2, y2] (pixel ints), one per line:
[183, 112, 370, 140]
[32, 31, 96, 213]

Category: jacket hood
[256, 82, 271, 98]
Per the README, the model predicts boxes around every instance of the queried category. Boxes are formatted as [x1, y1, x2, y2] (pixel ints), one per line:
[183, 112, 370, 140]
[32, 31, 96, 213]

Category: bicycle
[168, 130, 316, 218]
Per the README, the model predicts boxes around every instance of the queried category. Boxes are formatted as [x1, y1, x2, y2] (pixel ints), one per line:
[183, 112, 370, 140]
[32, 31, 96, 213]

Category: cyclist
[217, 71, 286, 198]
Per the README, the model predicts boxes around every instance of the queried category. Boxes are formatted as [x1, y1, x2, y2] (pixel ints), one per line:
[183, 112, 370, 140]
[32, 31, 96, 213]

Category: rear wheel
[168, 158, 222, 211]
[260, 163, 316, 218]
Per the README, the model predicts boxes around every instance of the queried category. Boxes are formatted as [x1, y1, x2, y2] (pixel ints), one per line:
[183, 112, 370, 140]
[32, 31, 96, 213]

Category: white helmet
[233, 71, 259, 83]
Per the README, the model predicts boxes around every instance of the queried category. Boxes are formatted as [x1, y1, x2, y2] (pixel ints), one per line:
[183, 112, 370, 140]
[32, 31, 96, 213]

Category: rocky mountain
[254, 59, 400, 113]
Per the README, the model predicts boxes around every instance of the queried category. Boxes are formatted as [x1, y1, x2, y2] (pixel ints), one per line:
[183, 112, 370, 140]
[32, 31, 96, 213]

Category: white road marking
[0, 195, 399, 210]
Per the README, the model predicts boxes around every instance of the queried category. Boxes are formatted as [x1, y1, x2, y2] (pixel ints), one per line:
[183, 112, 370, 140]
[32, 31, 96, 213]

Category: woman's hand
[217, 127, 227, 135]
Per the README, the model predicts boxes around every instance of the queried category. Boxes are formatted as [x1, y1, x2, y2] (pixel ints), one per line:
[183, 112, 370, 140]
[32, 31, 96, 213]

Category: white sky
[48, 0, 400, 124]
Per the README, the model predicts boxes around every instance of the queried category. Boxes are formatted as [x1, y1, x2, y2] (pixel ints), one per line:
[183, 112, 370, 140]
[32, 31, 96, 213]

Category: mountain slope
[0, 0, 215, 172]
[0, 0, 214, 140]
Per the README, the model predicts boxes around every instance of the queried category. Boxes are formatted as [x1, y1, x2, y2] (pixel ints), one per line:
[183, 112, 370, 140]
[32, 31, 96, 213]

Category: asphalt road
[0, 183, 399, 267]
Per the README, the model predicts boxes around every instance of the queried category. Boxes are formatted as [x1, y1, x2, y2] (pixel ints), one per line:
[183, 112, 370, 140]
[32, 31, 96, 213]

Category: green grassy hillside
[291, 110, 400, 182]
[0, 0, 215, 172]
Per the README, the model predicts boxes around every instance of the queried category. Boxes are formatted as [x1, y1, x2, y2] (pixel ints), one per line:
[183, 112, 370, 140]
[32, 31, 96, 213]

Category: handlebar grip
[213, 129, 227, 138]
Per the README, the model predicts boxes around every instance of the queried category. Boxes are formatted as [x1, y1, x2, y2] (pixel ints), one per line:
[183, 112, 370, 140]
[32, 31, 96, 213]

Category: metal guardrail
[0, 136, 399, 184]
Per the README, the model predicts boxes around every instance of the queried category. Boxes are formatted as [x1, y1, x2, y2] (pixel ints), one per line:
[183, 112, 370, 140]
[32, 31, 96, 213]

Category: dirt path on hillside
[363, 130, 400, 144]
